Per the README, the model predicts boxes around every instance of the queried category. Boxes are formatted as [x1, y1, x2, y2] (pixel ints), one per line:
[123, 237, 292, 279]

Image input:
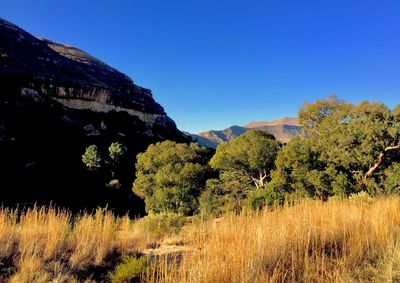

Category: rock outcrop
[0, 18, 178, 126]
[0, 18, 188, 213]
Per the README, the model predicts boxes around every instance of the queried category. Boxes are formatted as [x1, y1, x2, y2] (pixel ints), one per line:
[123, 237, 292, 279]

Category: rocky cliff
[0, 18, 188, 214]
[0, 18, 179, 126]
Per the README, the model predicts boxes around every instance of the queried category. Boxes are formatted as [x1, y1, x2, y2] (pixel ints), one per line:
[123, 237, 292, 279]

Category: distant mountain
[191, 117, 301, 147]
[245, 117, 300, 128]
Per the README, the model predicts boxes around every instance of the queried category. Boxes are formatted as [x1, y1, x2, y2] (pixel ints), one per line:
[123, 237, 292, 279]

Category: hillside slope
[0, 18, 188, 213]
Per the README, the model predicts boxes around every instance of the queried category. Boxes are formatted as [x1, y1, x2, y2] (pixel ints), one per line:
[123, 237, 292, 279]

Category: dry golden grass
[0, 206, 141, 282]
[1, 197, 400, 282]
[146, 197, 400, 283]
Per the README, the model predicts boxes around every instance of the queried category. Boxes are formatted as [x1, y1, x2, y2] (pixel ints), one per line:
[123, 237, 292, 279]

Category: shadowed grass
[0, 206, 141, 282]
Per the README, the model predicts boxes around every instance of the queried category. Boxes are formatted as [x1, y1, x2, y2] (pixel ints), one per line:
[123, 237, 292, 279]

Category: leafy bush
[135, 212, 187, 239]
[348, 191, 373, 203]
[199, 178, 249, 217]
[245, 187, 283, 211]
[199, 189, 230, 217]
[109, 255, 147, 283]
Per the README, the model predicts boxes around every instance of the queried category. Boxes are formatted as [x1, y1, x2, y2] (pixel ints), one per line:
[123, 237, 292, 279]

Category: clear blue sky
[1, 1, 399, 133]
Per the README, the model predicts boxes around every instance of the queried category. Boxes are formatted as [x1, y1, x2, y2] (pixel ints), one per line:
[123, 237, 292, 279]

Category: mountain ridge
[191, 117, 301, 147]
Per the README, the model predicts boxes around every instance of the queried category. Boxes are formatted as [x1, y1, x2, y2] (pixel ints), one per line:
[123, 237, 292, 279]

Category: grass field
[149, 196, 400, 282]
[1, 196, 400, 282]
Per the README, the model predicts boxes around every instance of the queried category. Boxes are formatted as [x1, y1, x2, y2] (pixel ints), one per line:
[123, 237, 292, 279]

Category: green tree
[108, 142, 126, 178]
[271, 137, 340, 199]
[108, 142, 126, 163]
[272, 97, 400, 198]
[209, 130, 280, 189]
[133, 141, 212, 215]
[82, 145, 102, 170]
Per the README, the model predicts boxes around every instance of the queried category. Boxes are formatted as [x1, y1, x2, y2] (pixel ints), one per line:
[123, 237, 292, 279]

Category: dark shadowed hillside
[0, 18, 189, 215]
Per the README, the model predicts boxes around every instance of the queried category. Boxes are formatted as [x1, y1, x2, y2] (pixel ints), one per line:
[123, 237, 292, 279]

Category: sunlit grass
[1, 197, 400, 282]
[147, 196, 400, 282]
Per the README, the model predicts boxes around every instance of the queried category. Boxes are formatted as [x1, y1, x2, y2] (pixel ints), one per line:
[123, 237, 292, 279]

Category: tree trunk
[363, 144, 400, 182]
[251, 169, 268, 189]
[364, 153, 384, 180]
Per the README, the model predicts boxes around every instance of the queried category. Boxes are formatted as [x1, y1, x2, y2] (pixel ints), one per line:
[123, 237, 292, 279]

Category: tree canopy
[132, 141, 212, 215]
[108, 142, 126, 163]
[209, 130, 280, 189]
[82, 145, 102, 170]
[271, 96, 400, 198]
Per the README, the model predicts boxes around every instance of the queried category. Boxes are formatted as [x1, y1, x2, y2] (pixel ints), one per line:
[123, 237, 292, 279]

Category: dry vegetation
[1, 197, 400, 282]
[0, 207, 147, 282]
[147, 196, 400, 283]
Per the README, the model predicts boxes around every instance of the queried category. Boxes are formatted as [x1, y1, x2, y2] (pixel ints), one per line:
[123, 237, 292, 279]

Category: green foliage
[245, 186, 284, 211]
[131, 97, 400, 216]
[109, 255, 147, 283]
[82, 145, 102, 170]
[210, 130, 280, 189]
[199, 178, 247, 217]
[135, 212, 187, 239]
[199, 189, 229, 217]
[393, 104, 400, 118]
[133, 141, 212, 215]
[298, 94, 346, 133]
[348, 191, 373, 203]
[108, 142, 126, 178]
[272, 96, 400, 199]
[109, 142, 126, 163]
[383, 163, 400, 194]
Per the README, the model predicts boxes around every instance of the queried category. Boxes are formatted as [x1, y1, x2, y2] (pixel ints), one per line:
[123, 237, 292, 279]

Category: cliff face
[0, 18, 176, 124]
[0, 18, 188, 213]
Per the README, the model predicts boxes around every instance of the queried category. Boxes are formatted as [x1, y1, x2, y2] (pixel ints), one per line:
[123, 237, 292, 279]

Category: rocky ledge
[0, 18, 171, 125]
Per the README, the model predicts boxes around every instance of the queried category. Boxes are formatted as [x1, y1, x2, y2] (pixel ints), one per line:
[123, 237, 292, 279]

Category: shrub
[199, 178, 248, 216]
[109, 255, 147, 283]
[199, 190, 230, 217]
[245, 187, 283, 211]
[135, 212, 187, 239]
[348, 191, 373, 203]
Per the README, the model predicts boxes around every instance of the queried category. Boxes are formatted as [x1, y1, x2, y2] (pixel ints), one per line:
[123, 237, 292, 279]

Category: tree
[82, 145, 102, 170]
[272, 97, 400, 198]
[109, 142, 126, 163]
[270, 136, 341, 199]
[209, 130, 280, 189]
[133, 141, 212, 215]
[108, 142, 126, 178]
